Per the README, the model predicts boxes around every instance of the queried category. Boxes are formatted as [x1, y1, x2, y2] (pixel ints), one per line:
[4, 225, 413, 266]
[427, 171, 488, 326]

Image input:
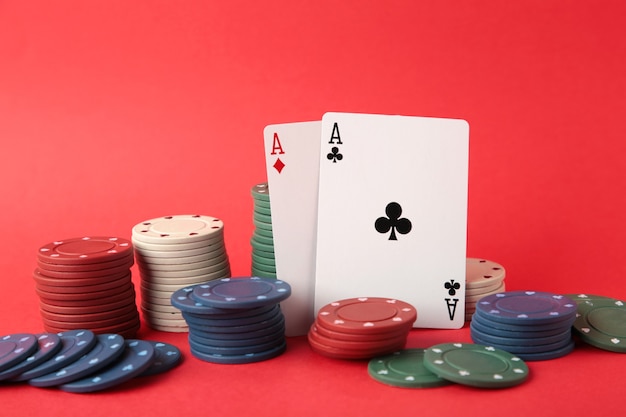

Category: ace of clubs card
[314, 112, 469, 329]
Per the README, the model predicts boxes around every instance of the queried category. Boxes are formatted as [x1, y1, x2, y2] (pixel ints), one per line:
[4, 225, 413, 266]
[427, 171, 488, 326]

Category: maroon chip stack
[33, 236, 140, 338]
[308, 297, 417, 359]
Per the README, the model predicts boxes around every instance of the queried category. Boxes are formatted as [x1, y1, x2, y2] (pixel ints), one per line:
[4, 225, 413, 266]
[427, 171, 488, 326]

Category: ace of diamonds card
[314, 112, 469, 329]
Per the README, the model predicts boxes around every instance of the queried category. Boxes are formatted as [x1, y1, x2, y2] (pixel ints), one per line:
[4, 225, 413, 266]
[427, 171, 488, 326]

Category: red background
[1, 0, 625, 415]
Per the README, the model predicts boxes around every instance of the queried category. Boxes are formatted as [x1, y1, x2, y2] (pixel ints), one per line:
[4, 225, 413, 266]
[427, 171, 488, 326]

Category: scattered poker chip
[37, 237, 133, 265]
[572, 297, 626, 353]
[0, 333, 62, 381]
[316, 297, 416, 335]
[475, 291, 577, 325]
[368, 349, 452, 388]
[59, 339, 155, 393]
[139, 341, 182, 377]
[190, 277, 291, 309]
[29, 334, 126, 387]
[423, 343, 529, 388]
[0, 333, 39, 372]
[14, 330, 97, 381]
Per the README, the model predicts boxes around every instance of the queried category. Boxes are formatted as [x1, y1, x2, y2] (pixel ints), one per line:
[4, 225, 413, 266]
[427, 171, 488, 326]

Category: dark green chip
[368, 349, 451, 388]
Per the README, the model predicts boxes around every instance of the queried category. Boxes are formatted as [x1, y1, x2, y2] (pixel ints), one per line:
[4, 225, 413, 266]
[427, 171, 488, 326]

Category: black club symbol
[445, 280, 461, 296]
[327, 147, 343, 163]
[374, 202, 412, 240]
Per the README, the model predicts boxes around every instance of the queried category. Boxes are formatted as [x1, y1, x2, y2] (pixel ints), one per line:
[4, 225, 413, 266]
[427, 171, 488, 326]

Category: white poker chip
[466, 258, 506, 289]
[132, 215, 224, 245]
[140, 260, 230, 279]
[136, 254, 228, 272]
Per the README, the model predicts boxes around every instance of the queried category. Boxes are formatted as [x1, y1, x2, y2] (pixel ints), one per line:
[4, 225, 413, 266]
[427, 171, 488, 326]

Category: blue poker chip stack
[171, 276, 291, 364]
[469, 291, 577, 361]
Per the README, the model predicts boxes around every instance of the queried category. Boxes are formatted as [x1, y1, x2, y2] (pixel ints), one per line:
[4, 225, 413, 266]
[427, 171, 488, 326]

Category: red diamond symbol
[273, 158, 285, 173]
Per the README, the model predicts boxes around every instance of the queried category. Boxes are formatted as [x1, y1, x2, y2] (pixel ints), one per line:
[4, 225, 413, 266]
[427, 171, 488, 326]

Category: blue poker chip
[171, 285, 266, 315]
[189, 326, 285, 348]
[470, 332, 573, 354]
[190, 319, 285, 341]
[469, 321, 573, 346]
[14, 329, 97, 381]
[187, 309, 284, 334]
[190, 277, 291, 309]
[470, 313, 573, 338]
[139, 341, 182, 377]
[509, 340, 575, 361]
[60, 339, 155, 393]
[0, 333, 62, 381]
[190, 340, 287, 364]
[181, 304, 276, 323]
[475, 291, 577, 325]
[29, 334, 125, 387]
[188, 335, 284, 356]
[471, 310, 576, 332]
[0, 333, 38, 373]
[182, 305, 281, 327]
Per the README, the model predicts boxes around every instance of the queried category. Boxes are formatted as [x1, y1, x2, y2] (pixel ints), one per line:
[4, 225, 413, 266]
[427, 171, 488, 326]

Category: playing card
[263, 121, 322, 336]
[314, 112, 469, 329]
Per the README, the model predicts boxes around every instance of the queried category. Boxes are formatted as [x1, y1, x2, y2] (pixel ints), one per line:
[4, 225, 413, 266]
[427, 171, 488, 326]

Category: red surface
[1, 0, 625, 415]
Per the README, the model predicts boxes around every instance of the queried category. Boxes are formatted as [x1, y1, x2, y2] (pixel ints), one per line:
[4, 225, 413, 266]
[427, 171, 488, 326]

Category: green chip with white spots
[368, 349, 451, 388]
[573, 298, 626, 353]
[423, 343, 529, 388]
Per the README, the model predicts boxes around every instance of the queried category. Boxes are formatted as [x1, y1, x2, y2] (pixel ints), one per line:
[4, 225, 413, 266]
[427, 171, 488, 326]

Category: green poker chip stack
[250, 183, 277, 278]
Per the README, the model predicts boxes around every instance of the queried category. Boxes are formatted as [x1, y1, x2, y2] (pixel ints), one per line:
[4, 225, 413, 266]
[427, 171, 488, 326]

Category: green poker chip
[253, 218, 273, 232]
[253, 227, 274, 239]
[368, 349, 451, 388]
[253, 199, 271, 209]
[250, 237, 274, 253]
[251, 233, 274, 247]
[251, 268, 277, 279]
[252, 253, 276, 267]
[423, 343, 529, 388]
[254, 205, 272, 216]
[573, 298, 626, 353]
[253, 211, 273, 224]
[251, 183, 270, 202]
[565, 294, 617, 305]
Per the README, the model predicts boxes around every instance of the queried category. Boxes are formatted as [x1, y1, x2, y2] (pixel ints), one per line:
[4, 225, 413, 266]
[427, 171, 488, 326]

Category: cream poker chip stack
[465, 258, 506, 321]
[132, 215, 231, 332]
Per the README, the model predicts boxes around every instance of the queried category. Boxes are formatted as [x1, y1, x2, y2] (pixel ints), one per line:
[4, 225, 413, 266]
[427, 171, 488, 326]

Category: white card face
[314, 112, 469, 329]
[263, 121, 321, 336]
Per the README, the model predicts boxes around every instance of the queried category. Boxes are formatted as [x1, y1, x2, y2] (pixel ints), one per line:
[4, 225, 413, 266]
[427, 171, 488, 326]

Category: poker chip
[308, 298, 416, 360]
[139, 341, 182, 377]
[29, 334, 125, 387]
[171, 278, 290, 364]
[33, 236, 140, 337]
[249, 182, 276, 278]
[59, 339, 156, 393]
[465, 258, 506, 319]
[572, 297, 626, 353]
[470, 291, 576, 361]
[368, 349, 451, 388]
[423, 343, 529, 388]
[0, 333, 39, 372]
[132, 214, 232, 331]
[0, 333, 62, 381]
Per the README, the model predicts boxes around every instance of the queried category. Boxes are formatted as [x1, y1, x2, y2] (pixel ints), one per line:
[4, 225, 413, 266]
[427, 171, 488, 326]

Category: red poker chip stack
[33, 236, 140, 338]
[308, 297, 417, 359]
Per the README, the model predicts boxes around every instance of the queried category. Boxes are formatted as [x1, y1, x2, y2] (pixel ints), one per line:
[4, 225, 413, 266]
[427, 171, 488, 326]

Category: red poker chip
[307, 331, 406, 359]
[313, 318, 410, 342]
[37, 236, 133, 265]
[37, 289, 136, 308]
[43, 316, 141, 338]
[32, 268, 132, 287]
[34, 273, 132, 294]
[39, 293, 137, 315]
[42, 309, 140, 329]
[39, 303, 139, 323]
[34, 261, 134, 279]
[316, 297, 417, 335]
[308, 324, 408, 351]
[36, 252, 134, 272]
[35, 281, 135, 302]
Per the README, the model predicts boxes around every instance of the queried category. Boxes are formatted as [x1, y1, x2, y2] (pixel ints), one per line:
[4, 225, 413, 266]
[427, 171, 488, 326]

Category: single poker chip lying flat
[191, 277, 291, 309]
[368, 349, 451, 388]
[423, 343, 529, 388]
[29, 334, 125, 387]
[0, 333, 38, 372]
[573, 298, 626, 353]
[14, 329, 97, 381]
[475, 291, 577, 324]
[0, 333, 62, 381]
[316, 297, 416, 334]
[139, 341, 182, 377]
[59, 339, 155, 393]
